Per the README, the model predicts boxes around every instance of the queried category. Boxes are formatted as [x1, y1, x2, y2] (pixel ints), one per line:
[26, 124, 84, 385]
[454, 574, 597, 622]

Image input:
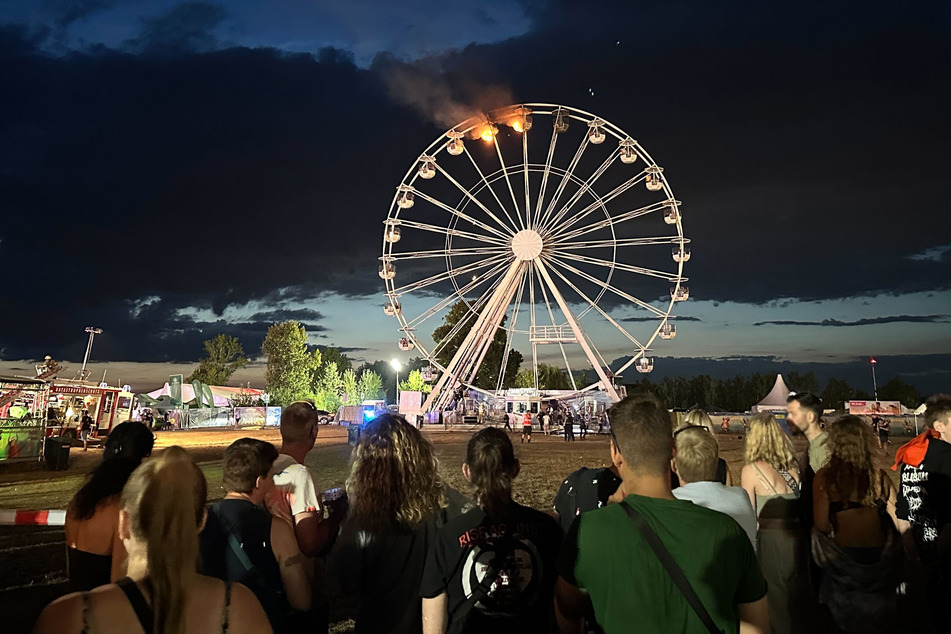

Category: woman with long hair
[330, 413, 465, 634]
[34, 446, 271, 634]
[420, 427, 562, 634]
[64, 421, 155, 590]
[678, 409, 734, 485]
[740, 412, 802, 634]
[812, 416, 901, 632]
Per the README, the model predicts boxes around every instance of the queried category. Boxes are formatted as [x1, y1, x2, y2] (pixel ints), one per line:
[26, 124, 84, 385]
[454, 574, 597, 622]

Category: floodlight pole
[392, 359, 401, 406]
[81, 327, 103, 381]
[870, 357, 879, 400]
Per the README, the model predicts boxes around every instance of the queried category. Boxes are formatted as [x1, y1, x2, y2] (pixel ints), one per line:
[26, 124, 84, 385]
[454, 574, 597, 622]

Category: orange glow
[480, 125, 496, 142]
[512, 119, 524, 133]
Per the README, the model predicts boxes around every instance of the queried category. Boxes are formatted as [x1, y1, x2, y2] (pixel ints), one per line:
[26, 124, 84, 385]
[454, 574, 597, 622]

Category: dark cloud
[123, 2, 227, 55]
[245, 308, 326, 323]
[0, 2, 950, 365]
[622, 316, 703, 323]
[45, 0, 116, 28]
[753, 315, 951, 327]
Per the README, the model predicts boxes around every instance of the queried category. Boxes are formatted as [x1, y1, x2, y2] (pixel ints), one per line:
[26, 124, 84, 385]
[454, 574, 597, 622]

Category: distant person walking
[522, 412, 533, 444]
[80, 411, 93, 451]
[564, 415, 575, 442]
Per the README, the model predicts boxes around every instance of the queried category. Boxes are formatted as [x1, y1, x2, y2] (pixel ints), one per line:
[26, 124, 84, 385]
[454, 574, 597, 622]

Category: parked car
[316, 409, 335, 424]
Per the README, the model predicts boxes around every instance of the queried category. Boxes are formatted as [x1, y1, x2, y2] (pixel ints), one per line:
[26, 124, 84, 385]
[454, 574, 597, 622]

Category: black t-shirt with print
[896, 437, 951, 560]
[420, 502, 562, 634]
[552, 467, 622, 534]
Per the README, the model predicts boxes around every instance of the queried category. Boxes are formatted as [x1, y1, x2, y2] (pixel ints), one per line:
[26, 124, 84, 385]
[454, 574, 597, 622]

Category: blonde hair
[744, 413, 798, 472]
[679, 409, 719, 447]
[346, 414, 446, 531]
[121, 446, 207, 634]
[674, 427, 719, 483]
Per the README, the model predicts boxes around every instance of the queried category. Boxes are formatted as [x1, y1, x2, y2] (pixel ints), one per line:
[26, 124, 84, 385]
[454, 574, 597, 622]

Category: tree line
[187, 315, 924, 412]
[628, 371, 922, 412]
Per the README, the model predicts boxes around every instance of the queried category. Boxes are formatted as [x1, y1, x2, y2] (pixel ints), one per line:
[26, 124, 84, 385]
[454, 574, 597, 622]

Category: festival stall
[0, 376, 49, 462]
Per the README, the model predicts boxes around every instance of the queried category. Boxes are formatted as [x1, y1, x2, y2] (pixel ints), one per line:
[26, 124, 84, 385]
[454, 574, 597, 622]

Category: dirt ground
[0, 422, 903, 633]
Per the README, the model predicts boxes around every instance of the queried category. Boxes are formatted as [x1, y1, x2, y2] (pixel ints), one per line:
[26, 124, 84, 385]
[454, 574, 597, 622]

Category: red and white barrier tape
[0, 510, 67, 526]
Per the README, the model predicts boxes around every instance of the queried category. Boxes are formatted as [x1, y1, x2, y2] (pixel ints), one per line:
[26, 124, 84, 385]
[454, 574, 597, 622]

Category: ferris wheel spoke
[531, 264, 578, 391]
[413, 190, 511, 240]
[550, 171, 647, 236]
[493, 138, 525, 231]
[528, 262, 538, 390]
[536, 135, 590, 231]
[434, 162, 517, 237]
[553, 236, 685, 250]
[396, 219, 509, 246]
[541, 148, 619, 235]
[544, 261, 646, 349]
[522, 131, 531, 230]
[552, 200, 669, 243]
[384, 245, 508, 261]
[464, 148, 522, 234]
[546, 255, 667, 317]
[557, 252, 681, 282]
[495, 268, 528, 392]
[402, 258, 511, 330]
[532, 124, 559, 230]
[430, 264, 512, 357]
[392, 253, 509, 296]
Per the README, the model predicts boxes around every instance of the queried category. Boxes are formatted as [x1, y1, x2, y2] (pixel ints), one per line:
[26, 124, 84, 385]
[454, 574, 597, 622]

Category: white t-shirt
[673, 481, 758, 547]
[267, 453, 323, 525]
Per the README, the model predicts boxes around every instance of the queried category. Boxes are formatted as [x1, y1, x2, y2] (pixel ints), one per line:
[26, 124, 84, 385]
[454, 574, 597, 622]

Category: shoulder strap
[620, 502, 723, 634]
[213, 503, 258, 574]
[751, 463, 779, 495]
[777, 469, 801, 498]
[116, 577, 154, 634]
[221, 582, 232, 634]
[80, 591, 92, 634]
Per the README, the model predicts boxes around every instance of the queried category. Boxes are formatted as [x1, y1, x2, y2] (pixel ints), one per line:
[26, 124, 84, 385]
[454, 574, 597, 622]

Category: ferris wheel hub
[511, 229, 543, 261]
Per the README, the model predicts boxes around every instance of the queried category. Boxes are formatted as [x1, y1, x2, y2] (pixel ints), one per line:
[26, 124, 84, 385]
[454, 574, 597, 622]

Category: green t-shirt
[808, 431, 831, 471]
[558, 494, 767, 634]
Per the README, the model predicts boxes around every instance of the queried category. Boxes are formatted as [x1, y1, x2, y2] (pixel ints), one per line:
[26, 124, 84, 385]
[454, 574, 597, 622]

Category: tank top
[79, 577, 232, 634]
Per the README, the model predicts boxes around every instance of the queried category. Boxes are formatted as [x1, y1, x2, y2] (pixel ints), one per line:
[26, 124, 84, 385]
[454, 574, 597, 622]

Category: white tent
[752, 374, 791, 413]
[145, 383, 264, 407]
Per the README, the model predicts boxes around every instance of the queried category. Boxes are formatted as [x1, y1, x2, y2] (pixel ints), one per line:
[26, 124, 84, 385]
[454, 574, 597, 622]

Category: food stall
[46, 381, 135, 440]
[0, 376, 49, 462]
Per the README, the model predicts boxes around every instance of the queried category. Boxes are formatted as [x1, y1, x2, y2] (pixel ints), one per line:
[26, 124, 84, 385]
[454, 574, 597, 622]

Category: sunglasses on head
[290, 400, 316, 410]
[674, 424, 710, 437]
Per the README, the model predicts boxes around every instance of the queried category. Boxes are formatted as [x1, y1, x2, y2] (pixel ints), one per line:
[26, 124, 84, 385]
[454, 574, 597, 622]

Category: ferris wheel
[380, 103, 690, 411]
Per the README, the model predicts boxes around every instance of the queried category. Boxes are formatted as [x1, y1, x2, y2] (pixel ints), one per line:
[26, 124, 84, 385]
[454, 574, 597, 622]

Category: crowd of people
[31, 391, 950, 634]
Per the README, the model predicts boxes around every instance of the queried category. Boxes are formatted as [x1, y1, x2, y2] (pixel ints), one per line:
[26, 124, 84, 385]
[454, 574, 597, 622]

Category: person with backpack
[200, 438, 311, 633]
[420, 427, 562, 633]
[555, 394, 769, 634]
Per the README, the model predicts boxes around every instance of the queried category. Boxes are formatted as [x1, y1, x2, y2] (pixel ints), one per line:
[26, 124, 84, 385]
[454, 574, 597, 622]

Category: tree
[187, 334, 248, 385]
[787, 371, 820, 395]
[879, 376, 919, 408]
[512, 368, 535, 388]
[341, 368, 358, 405]
[320, 347, 352, 374]
[312, 361, 344, 412]
[358, 370, 384, 402]
[537, 363, 573, 390]
[358, 360, 397, 402]
[261, 321, 320, 405]
[399, 369, 432, 393]
[821, 378, 854, 410]
[431, 301, 522, 389]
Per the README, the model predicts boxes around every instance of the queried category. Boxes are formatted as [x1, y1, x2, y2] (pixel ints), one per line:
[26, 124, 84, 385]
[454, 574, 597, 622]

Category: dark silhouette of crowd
[34, 391, 951, 634]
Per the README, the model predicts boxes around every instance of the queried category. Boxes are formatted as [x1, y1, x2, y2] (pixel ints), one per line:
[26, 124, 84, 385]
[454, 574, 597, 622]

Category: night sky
[1, 1, 949, 394]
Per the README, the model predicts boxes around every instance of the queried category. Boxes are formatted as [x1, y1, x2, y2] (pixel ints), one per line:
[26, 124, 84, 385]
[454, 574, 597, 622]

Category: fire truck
[45, 381, 136, 441]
